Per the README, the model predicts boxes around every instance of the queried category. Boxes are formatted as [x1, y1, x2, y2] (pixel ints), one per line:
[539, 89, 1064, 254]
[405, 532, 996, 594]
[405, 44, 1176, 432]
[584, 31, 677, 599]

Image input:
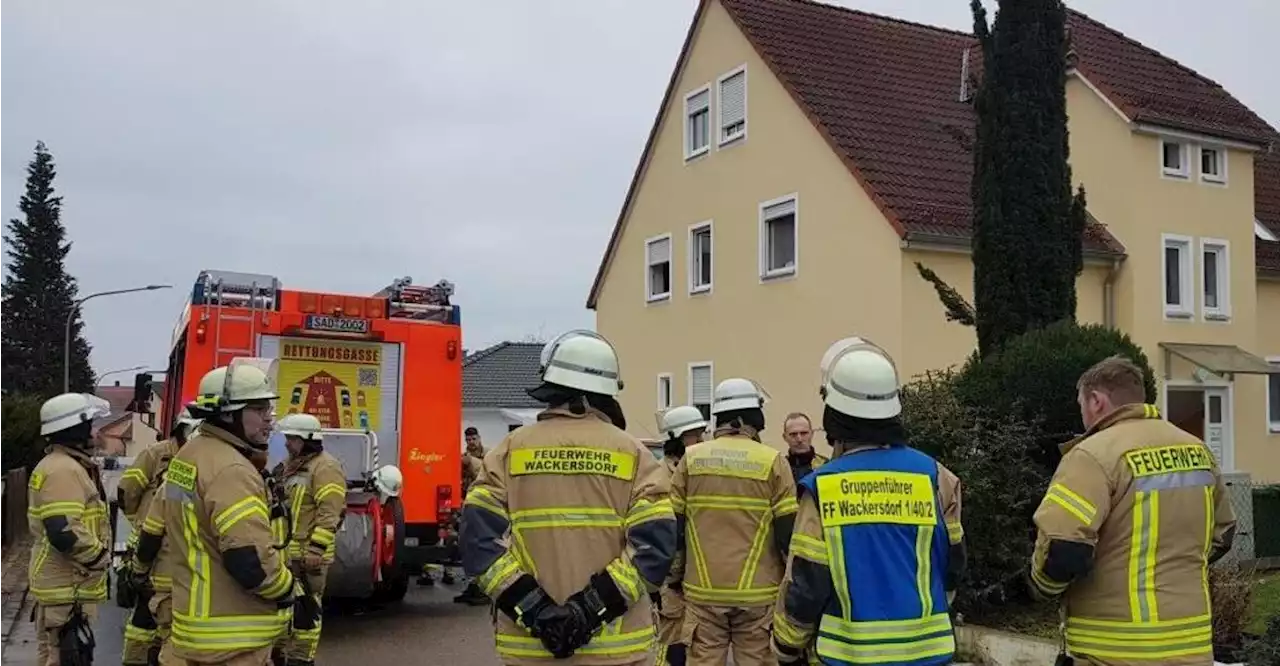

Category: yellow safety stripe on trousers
[1128, 490, 1160, 623]
[655, 642, 669, 666]
[478, 550, 522, 597]
[29, 500, 87, 519]
[915, 525, 935, 616]
[31, 577, 109, 604]
[773, 610, 811, 649]
[289, 622, 323, 660]
[182, 501, 213, 618]
[945, 520, 963, 545]
[495, 624, 654, 658]
[606, 559, 644, 603]
[817, 613, 954, 664]
[773, 495, 800, 517]
[1065, 614, 1211, 661]
[310, 526, 336, 547]
[790, 533, 829, 565]
[1200, 486, 1214, 614]
[314, 482, 345, 503]
[826, 526, 852, 620]
[124, 623, 158, 643]
[624, 498, 674, 528]
[212, 495, 269, 535]
[172, 610, 291, 651]
[464, 487, 508, 519]
[1045, 483, 1098, 525]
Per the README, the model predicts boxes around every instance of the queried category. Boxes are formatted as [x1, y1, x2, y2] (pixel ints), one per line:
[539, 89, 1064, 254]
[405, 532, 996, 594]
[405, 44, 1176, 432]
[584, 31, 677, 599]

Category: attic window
[717, 67, 747, 146]
[1199, 146, 1226, 184]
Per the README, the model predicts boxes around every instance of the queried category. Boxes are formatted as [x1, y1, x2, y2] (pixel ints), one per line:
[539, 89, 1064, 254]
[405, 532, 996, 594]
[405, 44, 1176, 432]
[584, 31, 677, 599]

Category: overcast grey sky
[3, 0, 1275, 378]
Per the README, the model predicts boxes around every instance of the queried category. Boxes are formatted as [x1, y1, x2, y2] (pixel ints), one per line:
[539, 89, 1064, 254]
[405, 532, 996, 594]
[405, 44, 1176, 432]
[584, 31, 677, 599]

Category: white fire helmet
[277, 413, 324, 441]
[40, 393, 112, 436]
[819, 337, 901, 420]
[372, 465, 403, 497]
[537, 330, 624, 397]
[656, 405, 708, 440]
[176, 407, 201, 429]
[711, 378, 769, 415]
[192, 358, 279, 413]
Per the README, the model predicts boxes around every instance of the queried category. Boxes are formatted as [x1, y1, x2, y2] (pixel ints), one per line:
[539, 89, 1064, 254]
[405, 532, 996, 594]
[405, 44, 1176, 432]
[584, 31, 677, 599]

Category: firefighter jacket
[462, 452, 484, 493]
[772, 443, 963, 666]
[27, 444, 111, 605]
[1030, 403, 1237, 666]
[136, 482, 176, 593]
[670, 433, 799, 608]
[460, 406, 677, 665]
[657, 456, 686, 619]
[119, 438, 180, 553]
[282, 450, 347, 562]
[163, 423, 297, 661]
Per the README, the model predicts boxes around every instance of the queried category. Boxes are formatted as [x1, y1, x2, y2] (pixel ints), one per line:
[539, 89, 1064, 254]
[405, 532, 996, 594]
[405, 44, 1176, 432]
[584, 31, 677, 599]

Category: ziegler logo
[304, 314, 371, 335]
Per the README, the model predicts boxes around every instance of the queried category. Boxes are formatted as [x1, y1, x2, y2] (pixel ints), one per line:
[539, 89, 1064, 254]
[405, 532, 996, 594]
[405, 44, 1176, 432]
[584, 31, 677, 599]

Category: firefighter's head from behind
[527, 330, 628, 429]
[40, 393, 112, 450]
[711, 378, 768, 441]
[657, 405, 707, 460]
[192, 359, 280, 451]
[278, 413, 324, 456]
[1076, 355, 1146, 431]
[819, 337, 906, 451]
[171, 407, 200, 446]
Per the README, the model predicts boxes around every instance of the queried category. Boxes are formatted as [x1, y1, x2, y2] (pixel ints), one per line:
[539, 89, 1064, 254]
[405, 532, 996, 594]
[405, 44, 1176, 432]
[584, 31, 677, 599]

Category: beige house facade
[588, 0, 1280, 482]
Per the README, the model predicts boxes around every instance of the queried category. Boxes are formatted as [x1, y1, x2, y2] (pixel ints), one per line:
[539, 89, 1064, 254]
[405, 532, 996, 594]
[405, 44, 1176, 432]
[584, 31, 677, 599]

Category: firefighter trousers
[682, 603, 777, 666]
[35, 602, 99, 666]
[277, 564, 329, 662]
[123, 588, 173, 665]
[655, 588, 686, 666]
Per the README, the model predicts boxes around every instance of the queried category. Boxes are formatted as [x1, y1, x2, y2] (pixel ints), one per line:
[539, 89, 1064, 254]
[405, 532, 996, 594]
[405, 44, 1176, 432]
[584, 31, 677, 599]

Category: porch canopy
[1158, 342, 1279, 379]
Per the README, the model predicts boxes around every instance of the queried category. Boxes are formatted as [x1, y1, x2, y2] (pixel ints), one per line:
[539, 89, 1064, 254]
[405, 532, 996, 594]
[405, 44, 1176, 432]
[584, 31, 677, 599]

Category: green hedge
[2, 393, 45, 472]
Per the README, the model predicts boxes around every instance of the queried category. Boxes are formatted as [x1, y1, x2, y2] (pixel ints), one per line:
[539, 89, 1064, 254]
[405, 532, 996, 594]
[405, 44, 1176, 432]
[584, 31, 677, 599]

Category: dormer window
[1199, 146, 1226, 184]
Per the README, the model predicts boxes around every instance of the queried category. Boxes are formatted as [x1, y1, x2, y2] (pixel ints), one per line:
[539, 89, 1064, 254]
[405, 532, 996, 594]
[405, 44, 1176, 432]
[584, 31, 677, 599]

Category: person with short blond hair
[1028, 354, 1237, 665]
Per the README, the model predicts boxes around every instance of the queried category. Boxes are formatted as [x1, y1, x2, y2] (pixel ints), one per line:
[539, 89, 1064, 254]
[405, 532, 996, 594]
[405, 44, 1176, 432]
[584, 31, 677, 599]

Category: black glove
[649, 590, 662, 611]
[293, 592, 321, 631]
[495, 574, 557, 633]
[558, 572, 630, 654]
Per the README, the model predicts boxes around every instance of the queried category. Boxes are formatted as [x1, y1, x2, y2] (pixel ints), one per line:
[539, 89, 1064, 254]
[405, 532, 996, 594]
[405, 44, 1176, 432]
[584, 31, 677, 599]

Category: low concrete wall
[955, 625, 1058, 665]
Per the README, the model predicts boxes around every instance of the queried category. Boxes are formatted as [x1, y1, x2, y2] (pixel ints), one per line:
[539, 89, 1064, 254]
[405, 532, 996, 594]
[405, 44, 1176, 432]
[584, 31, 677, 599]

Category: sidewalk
[2, 536, 39, 662]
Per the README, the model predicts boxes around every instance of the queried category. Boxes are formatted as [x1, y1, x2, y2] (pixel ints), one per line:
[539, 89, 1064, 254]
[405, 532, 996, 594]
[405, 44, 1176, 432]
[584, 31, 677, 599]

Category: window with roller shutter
[645, 234, 672, 302]
[689, 363, 713, 420]
[685, 86, 711, 159]
[718, 67, 747, 146]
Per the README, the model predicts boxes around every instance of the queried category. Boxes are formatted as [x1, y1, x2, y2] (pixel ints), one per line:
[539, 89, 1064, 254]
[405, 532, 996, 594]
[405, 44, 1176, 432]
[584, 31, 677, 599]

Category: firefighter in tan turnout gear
[162, 359, 307, 666]
[27, 393, 114, 666]
[272, 413, 347, 666]
[653, 406, 707, 666]
[1030, 355, 1237, 666]
[460, 330, 677, 665]
[671, 378, 798, 666]
[119, 408, 201, 665]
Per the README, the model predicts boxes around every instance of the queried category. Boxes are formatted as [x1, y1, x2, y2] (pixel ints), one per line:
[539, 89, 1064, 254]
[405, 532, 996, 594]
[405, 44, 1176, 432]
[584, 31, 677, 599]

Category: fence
[1, 468, 29, 547]
[1219, 473, 1280, 569]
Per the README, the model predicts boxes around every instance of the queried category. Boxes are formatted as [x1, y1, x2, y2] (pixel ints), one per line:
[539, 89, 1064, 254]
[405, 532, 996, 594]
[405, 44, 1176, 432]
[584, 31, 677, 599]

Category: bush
[953, 321, 1157, 470]
[1243, 615, 1280, 666]
[901, 370, 1047, 619]
[1210, 562, 1256, 662]
[2, 393, 46, 472]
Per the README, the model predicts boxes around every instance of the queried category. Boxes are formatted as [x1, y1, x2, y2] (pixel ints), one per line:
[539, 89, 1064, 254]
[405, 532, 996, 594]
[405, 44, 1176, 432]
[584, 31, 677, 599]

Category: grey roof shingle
[463, 342, 545, 408]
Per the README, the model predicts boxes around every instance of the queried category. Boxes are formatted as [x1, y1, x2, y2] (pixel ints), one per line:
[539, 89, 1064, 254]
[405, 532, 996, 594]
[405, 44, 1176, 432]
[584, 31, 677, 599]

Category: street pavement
[3, 581, 502, 666]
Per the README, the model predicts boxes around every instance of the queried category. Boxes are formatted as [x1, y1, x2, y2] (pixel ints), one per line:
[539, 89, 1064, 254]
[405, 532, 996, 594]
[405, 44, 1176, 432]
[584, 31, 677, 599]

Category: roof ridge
[463, 341, 511, 367]
[770, 0, 974, 39]
[1066, 8, 1228, 95]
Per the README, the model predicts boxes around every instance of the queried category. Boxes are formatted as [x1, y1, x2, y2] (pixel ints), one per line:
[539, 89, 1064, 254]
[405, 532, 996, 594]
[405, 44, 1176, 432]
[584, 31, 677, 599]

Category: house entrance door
[1165, 385, 1233, 470]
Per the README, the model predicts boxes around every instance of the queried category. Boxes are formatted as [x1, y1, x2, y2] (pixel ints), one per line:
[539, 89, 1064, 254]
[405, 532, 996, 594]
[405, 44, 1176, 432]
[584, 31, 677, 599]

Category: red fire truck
[160, 269, 463, 602]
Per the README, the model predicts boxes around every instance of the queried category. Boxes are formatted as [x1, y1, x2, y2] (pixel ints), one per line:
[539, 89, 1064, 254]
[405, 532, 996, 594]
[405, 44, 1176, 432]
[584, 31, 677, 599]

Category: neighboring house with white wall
[94, 382, 164, 457]
[462, 342, 544, 451]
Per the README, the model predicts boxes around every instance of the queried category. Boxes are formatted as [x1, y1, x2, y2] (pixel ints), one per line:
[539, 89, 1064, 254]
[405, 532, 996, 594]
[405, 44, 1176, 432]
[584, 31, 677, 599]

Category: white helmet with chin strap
[819, 337, 901, 420]
[277, 413, 324, 441]
[536, 330, 624, 397]
[371, 465, 403, 498]
[711, 378, 769, 415]
[40, 393, 112, 437]
[192, 358, 280, 413]
[656, 405, 708, 440]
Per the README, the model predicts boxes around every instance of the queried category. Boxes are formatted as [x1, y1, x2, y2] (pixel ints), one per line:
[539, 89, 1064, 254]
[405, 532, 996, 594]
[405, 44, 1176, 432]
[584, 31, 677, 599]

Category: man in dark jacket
[783, 413, 828, 487]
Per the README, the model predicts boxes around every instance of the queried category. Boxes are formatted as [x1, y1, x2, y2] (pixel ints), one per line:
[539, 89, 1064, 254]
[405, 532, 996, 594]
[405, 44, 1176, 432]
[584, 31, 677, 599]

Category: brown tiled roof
[585, 0, 1279, 307]
[1256, 148, 1280, 275]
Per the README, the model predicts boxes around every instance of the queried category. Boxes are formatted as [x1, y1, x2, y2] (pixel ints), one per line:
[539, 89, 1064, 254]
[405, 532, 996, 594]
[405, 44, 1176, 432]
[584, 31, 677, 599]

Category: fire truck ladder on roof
[196, 269, 280, 366]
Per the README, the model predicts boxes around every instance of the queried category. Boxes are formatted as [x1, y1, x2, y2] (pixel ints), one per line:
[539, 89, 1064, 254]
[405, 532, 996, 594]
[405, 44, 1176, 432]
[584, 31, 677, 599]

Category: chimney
[959, 48, 972, 103]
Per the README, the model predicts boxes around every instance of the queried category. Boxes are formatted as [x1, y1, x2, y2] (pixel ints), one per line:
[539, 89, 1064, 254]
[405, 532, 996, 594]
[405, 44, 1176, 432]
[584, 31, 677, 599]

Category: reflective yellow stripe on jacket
[683, 495, 784, 605]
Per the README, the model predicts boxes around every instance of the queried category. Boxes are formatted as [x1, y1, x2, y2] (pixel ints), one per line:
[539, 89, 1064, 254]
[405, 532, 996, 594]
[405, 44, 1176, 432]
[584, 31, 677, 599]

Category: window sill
[718, 132, 746, 149]
[646, 294, 671, 304]
[761, 267, 796, 281]
[1203, 311, 1232, 322]
[1164, 308, 1193, 320]
[684, 147, 709, 163]
[1201, 175, 1227, 186]
[1161, 169, 1190, 180]
[1270, 424, 1280, 435]
[690, 285, 712, 295]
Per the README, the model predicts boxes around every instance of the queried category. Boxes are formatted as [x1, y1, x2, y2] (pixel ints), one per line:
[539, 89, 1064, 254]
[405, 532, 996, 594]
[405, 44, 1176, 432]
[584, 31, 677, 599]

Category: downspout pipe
[1103, 257, 1123, 329]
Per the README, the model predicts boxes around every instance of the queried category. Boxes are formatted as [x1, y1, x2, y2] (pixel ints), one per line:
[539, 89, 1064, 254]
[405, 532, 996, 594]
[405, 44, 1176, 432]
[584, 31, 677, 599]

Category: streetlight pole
[95, 365, 147, 388]
[65, 285, 173, 393]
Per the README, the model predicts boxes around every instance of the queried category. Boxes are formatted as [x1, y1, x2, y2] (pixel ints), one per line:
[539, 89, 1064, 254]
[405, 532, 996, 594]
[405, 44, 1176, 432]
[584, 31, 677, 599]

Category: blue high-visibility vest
[797, 444, 954, 666]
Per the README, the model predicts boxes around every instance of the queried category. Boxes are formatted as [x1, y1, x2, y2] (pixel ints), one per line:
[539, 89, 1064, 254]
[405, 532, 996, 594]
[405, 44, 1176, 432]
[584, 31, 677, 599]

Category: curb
[955, 625, 1058, 665]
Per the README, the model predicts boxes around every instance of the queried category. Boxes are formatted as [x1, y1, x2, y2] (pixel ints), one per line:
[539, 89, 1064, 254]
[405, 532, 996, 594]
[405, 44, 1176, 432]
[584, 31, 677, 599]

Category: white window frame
[688, 220, 713, 295]
[1198, 145, 1227, 185]
[1161, 233, 1193, 319]
[1267, 357, 1280, 434]
[688, 361, 714, 420]
[1199, 238, 1230, 321]
[657, 373, 673, 411]
[683, 84, 712, 161]
[644, 233, 673, 303]
[1160, 139, 1190, 179]
[759, 193, 799, 281]
[716, 65, 748, 148]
